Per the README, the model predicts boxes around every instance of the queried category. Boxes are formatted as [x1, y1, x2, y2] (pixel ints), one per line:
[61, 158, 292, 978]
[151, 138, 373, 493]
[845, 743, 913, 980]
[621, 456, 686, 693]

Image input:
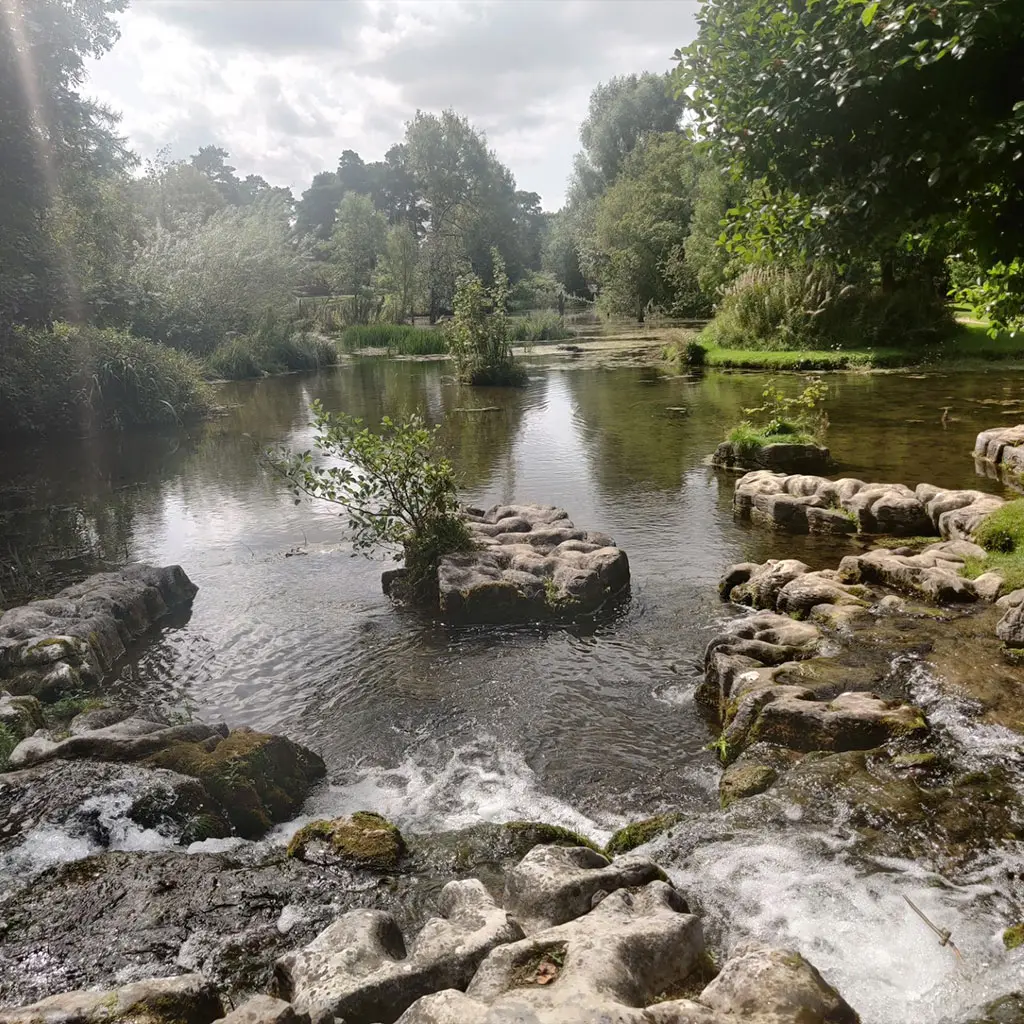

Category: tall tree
[0, 0, 130, 325]
[328, 192, 387, 323]
[377, 223, 420, 324]
[674, 0, 1024, 313]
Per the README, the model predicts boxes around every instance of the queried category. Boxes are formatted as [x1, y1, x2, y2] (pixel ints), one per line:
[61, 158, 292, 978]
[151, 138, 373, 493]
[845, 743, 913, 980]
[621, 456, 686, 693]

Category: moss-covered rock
[145, 728, 326, 839]
[286, 812, 405, 869]
[604, 814, 683, 856]
[1004, 923, 1024, 950]
[720, 764, 778, 807]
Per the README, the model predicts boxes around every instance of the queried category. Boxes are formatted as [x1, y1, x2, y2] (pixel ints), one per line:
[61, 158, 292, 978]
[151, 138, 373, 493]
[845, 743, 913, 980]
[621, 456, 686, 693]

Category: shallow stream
[2, 355, 1023, 1021]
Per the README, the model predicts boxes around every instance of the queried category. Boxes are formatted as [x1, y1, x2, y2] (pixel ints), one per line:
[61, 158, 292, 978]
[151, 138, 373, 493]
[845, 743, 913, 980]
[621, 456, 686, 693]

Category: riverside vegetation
[6, 0, 1024, 436]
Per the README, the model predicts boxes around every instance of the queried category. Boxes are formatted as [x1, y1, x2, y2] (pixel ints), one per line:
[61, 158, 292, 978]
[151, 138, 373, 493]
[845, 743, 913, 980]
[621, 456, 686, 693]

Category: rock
[146, 728, 327, 839]
[720, 764, 778, 807]
[0, 692, 44, 741]
[0, 973, 223, 1024]
[974, 425, 1024, 476]
[605, 813, 683, 856]
[429, 505, 629, 624]
[217, 995, 309, 1024]
[69, 705, 128, 735]
[712, 441, 832, 474]
[699, 943, 858, 1024]
[396, 882, 703, 1024]
[838, 547, 978, 604]
[502, 844, 666, 934]
[973, 572, 1005, 602]
[286, 812, 404, 870]
[747, 690, 927, 753]
[728, 560, 812, 608]
[775, 572, 869, 618]
[0, 759, 231, 854]
[0, 565, 198, 700]
[273, 879, 522, 1024]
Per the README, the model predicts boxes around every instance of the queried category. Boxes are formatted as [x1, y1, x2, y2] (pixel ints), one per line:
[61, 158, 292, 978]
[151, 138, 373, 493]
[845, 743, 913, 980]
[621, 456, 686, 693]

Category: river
[1, 355, 1022, 1022]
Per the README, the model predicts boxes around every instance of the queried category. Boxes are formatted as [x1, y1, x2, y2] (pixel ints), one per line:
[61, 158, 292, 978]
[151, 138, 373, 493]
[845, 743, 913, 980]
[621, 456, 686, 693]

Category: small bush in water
[725, 377, 829, 453]
[269, 401, 472, 585]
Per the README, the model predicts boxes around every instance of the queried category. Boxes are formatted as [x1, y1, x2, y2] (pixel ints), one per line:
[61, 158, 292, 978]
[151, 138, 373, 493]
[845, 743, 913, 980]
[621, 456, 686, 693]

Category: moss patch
[500, 821, 603, 854]
[720, 764, 778, 807]
[605, 814, 683, 856]
[1003, 923, 1024, 950]
[287, 811, 405, 869]
[145, 728, 326, 839]
[0, 723, 17, 772]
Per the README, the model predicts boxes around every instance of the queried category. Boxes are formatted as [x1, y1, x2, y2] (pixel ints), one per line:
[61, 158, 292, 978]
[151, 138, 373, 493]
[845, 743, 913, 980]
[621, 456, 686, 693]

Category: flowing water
[2, 355, 1023, 1020]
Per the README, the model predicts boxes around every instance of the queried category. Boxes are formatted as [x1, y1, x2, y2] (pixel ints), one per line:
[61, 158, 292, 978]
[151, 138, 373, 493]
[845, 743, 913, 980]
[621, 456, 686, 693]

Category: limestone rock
[712, 441, 831, 474]
[428, 505, 629, 624]
[0, 565, 198, 699]
[0, 973, 222, 1024]
[997, 599, 1024, 648]
[700, 943, 858, 1024]
[720, 763, 778, 807]
[274, 879, 521, 1024]
[216, 995, 309, 1024]
[502, 843, 666, 934]
[0, 691, 44, 742]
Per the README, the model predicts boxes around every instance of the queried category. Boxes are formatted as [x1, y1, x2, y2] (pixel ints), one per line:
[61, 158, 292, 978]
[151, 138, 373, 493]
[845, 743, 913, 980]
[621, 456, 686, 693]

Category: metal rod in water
[903, 895, 964, 960]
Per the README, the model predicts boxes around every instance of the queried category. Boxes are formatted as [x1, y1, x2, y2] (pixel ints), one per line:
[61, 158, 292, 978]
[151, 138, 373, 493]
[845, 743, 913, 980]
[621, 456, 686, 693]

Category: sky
[83, 0, 701, 211]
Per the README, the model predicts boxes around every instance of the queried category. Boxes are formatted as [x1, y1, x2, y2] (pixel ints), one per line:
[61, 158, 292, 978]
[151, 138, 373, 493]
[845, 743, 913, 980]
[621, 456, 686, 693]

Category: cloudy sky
[83, 0, 700, 210]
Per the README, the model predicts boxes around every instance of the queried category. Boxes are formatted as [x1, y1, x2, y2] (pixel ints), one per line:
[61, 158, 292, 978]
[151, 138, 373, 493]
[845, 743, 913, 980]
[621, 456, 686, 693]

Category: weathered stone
[712, 441, 831, 474]
[720, 764, 778, 807]
[699, 943, 858, 1024]
[273, 879, 521, 1024]
[216, 995, 309, 1024]
[0, 565, 198, 699]
[0, 691, 44, 741]
[0, 974, 222, 1024]
[604, 813, 683, 856]
[502, 844, 665, 934]
[997, 600, 1024, 648]
[729, 560, 812, 608]
[775, 572, 869, 618]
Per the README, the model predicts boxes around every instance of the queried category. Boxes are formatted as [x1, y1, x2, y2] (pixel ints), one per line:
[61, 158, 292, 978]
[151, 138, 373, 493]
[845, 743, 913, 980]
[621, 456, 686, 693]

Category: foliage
[271, 401, 472, 582]
[541, 211, 593, 300]
[206, 314, 337, 380]
[510, 270, 563, 312]
[973, 500, 1024, 554]
[675, 339, 707, 366]
[0, 0, 132, 326]
[0, 723, 16, 772]
[339, 324, 447, 355]
[376, 223, 421, 324]
[129, 195, 306, 353]
[0, 322, 211, 434]
[508, 312, 573, 343]
[701, 264, 953, 351]
[726, 421, 815, 458]
[445, 249, 528, 386]
[326, 193, 388, 324]
[744, 377, 829, 437]
[673, 0, 1024, 325]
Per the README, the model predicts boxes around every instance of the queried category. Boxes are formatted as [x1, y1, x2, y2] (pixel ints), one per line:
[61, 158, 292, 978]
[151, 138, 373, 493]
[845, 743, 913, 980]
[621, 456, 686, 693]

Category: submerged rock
[0, 564, 198, 701]
[286, 812, 405, 870]
[396, 504, 630, 624]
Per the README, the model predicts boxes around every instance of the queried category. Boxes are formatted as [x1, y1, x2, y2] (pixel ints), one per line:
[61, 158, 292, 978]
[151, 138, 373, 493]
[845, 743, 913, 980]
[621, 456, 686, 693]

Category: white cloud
[84, 0, 700, 209]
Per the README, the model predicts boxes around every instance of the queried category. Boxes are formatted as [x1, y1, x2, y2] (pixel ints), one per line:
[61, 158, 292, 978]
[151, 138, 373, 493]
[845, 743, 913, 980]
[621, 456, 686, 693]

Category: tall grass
[205, 311, 338, 380]
[508, 311, 573, 343]
[702, 265, 954, 352]
[339, 324, 448, 355]
[0, 323, 212, 435]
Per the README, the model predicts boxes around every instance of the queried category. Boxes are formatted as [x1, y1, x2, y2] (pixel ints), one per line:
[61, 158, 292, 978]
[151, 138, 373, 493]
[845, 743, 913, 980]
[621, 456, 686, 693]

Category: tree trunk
[881, 257, 896, 295]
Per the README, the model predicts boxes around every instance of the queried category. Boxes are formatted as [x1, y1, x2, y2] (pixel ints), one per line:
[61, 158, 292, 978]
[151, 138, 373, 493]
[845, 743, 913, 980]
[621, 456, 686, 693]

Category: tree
[542, 211, 592, 300]
[296, 170, 343, 240]
[377, 224, 420, 324]
[591, 133, 709, 319]
[673, 0, 1024, 317]
[327, 192, 387, 323]
[0, 0, 131, 326]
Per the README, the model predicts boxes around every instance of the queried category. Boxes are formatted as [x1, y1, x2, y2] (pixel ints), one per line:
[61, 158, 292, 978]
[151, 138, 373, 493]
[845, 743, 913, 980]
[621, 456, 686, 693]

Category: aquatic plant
[339, 324, 448, 355]
[269, 401, 472, 587]
[724, 377, 828, 455]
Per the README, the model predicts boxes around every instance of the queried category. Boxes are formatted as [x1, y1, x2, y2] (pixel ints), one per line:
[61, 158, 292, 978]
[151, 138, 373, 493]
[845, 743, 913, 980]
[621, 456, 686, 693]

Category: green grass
[726, 421, 815, 456]
[691, 322, 1024, 372]
[339, 324, 448, 355]
[206, 332, 338, 380]
[508, 311, 573, 343]
[962, 499, 1024, 591]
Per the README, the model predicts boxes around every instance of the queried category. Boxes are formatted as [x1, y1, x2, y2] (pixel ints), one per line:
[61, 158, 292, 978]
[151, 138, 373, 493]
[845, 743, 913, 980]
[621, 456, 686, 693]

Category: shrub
[269, 401, 472, 588]
[445, 249, 527, 387]
[0, 322, 212, 434]
[681, 339, 707, 366]
[508, 311, 573, 343]
[206, 311, 338, 380]
[703, 264, 954, 351]
[339, 324, 448, 355]
[725, 378, 828, 453]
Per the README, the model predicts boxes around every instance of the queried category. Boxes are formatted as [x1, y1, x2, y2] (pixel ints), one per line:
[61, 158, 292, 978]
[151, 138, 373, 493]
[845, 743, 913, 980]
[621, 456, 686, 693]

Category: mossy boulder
[287, 811, 405, 869]
[145, 728, 326, 839]
[720, 764, 778, 808]
[1004, 923, 1024, 950]
[605, 813, 683, 856]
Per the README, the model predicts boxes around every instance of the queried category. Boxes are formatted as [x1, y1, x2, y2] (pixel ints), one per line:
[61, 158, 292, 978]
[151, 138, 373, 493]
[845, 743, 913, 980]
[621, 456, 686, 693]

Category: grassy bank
[206, 331, 338, 380]
[964, 499, 1024, 591]
[0, 323, 212, 435]
[668, 322, 1024, 371]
